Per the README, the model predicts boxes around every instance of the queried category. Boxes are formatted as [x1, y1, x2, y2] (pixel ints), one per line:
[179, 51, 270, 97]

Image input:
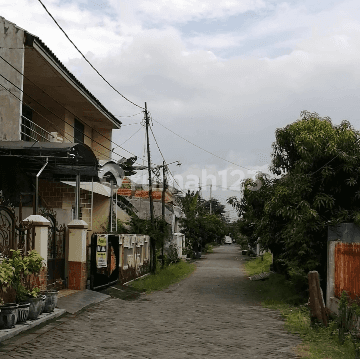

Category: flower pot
[26, 296, 42, 320]
[39, 295, 46, 315]
[0, 304, 18, 329]
[41, 290, 58, 313]
[17, 303, 30, 323]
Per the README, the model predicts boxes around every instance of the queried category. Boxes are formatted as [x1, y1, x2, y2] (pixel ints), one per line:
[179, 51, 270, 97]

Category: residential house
[116, 177, 185, 257]
[0, 17, 124, 288]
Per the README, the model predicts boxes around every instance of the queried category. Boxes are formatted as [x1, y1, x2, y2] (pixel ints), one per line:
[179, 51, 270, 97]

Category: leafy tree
[127, 215, 170, 250]
[178, 191, 227, 256]
[229, 111, 360, 293]
[202, 198, 226, 218]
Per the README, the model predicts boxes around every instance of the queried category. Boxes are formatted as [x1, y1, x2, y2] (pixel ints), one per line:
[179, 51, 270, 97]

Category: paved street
[0, 245, 301, 358]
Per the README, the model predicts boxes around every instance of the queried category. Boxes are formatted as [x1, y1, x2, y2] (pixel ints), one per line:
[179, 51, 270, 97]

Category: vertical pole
[110, 180, 113, 232]
[35, 158, 48, 215]
[75, 172, 80, 220]
[210, 184, 212, 214]
[90, 177, 94, 231]
[19, 194, 23, 223]
[35, 177, 39, 215]
[115, 189, 118, 233]
[162, 161, 166, 219]
[161, 161, 166, 268]
[145, 102, 155, 272]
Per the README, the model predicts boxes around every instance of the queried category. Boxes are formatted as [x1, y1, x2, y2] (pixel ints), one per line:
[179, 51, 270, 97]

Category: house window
[74, 118, 84, 144]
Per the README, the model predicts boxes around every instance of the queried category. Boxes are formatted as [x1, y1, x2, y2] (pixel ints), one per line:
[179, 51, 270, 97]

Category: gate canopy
[0, 141, 98, 177]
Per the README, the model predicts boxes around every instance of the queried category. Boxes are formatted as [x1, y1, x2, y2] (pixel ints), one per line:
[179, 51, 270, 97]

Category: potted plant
[41, 289, 58, 313]
[0, 257, 18, 329]
[10, 249, 44, 321]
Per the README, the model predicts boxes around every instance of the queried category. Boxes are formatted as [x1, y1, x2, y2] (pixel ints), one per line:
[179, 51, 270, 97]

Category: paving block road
[0, 245, 302, 358]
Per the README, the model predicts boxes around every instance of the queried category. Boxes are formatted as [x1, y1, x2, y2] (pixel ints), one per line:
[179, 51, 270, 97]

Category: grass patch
[242, 272, 358, 359]
[244, 252, 273, 276]
[128, 260, 196, 293]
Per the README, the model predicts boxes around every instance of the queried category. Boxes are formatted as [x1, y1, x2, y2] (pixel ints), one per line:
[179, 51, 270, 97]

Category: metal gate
[40, 209, 66, 288]
[334, 242, 360, 300]
[0, 192, 34, 257]
[90, 234, 119, 290]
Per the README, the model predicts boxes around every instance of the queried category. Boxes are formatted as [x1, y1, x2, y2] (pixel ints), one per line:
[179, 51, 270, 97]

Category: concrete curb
[0, 308, 66, 343]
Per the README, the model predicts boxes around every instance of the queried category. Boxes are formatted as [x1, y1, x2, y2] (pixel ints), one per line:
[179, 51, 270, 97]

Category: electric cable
[0, 72, 145, 165]
[152, 118, 255, 172]
[149, 124, 185, 195]
[0, 54, 147, 164]
[115, 112, 143, 118]
[119, 126, 143, 146]
[0, 81, 118, 162]
[37, 0, 144, 109]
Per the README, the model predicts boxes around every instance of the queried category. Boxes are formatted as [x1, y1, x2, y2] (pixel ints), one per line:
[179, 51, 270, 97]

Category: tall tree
[178, 191, 227, 256]
[229, 111, 360, 293]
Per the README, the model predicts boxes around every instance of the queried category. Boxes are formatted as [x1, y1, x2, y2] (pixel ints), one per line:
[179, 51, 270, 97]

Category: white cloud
[137, 0, 267, 24]
[187, 32, 246, 50]
[3, 0, 360, 211]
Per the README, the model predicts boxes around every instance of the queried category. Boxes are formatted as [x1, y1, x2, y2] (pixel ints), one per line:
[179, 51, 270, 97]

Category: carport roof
[0, 141, 98, 177]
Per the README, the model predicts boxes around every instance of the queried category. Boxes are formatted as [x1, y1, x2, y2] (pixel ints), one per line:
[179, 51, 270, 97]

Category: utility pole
[145, 102, 156, 273]
[161, 160, 166, 268]
[110, 179, 113, 232]
[209, 184, 212, 215]
[161, 161, 166, 218]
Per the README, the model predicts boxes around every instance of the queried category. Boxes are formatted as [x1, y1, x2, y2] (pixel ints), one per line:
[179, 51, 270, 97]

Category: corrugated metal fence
[334, 242, 360, 299]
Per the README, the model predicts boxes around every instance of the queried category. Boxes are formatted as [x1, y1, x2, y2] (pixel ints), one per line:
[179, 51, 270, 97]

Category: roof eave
[24, 31, 122, 129]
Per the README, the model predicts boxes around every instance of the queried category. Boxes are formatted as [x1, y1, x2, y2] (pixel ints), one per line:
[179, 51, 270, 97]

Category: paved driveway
[0, 245, 301, 358]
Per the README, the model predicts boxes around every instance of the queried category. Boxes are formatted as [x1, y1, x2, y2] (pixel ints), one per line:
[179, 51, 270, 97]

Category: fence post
[22, 214, 50, 290]
[308, 270, 328, 326]
[67, 219, 88, 290]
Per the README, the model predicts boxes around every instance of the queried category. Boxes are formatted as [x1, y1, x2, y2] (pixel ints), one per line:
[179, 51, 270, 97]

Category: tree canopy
[178, 190, 228, 256]
[228, 111, 360, 292]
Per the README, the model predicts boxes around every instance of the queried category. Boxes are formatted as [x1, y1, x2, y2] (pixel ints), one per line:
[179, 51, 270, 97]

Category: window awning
[0, 141, 98, 177]
[61, 181, 114, 197]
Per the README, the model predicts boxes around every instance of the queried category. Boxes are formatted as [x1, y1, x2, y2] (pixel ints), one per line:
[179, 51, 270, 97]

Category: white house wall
[0, 17, 24, 141]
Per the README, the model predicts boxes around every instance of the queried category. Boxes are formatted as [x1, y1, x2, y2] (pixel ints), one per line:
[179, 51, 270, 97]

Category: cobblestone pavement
[0, 245, 302, 358]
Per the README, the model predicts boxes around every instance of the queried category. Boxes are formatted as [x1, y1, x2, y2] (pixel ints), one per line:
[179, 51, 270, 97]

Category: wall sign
[96, 235, 108, 268]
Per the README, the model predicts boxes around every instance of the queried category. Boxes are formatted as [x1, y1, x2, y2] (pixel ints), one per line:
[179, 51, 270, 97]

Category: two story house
[0, 16, 125, 287]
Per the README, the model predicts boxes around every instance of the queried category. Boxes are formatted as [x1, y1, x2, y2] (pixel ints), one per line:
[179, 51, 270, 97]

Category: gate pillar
[68, 219, 88, 290]
[22, 214, 51, 290]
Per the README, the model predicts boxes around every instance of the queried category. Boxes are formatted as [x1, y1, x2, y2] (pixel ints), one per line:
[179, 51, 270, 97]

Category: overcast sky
[2, 0, 360, 219]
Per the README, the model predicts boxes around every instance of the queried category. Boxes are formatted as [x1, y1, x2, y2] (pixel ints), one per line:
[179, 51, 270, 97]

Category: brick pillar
[22, 215, 50, 290]
[67, 219, 88, 290]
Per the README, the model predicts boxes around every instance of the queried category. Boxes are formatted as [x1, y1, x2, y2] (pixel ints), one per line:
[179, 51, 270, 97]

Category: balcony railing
[21, 116, 55, 142]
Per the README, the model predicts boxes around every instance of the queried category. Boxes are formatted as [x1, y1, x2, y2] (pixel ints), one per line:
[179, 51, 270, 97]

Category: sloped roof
[23, 30, 122, 129]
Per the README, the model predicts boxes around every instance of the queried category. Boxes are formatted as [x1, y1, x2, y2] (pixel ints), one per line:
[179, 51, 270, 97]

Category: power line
[37, 0, 144, 109]
[149, 122, 185, 195]
[0, 71, 145, 165]
[0, 55, 148, 164]
[115, 112, 143, 118]
[0, 81, 114, 162]
[152, 118, 255, 172]
[119, 126, 143, 146]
